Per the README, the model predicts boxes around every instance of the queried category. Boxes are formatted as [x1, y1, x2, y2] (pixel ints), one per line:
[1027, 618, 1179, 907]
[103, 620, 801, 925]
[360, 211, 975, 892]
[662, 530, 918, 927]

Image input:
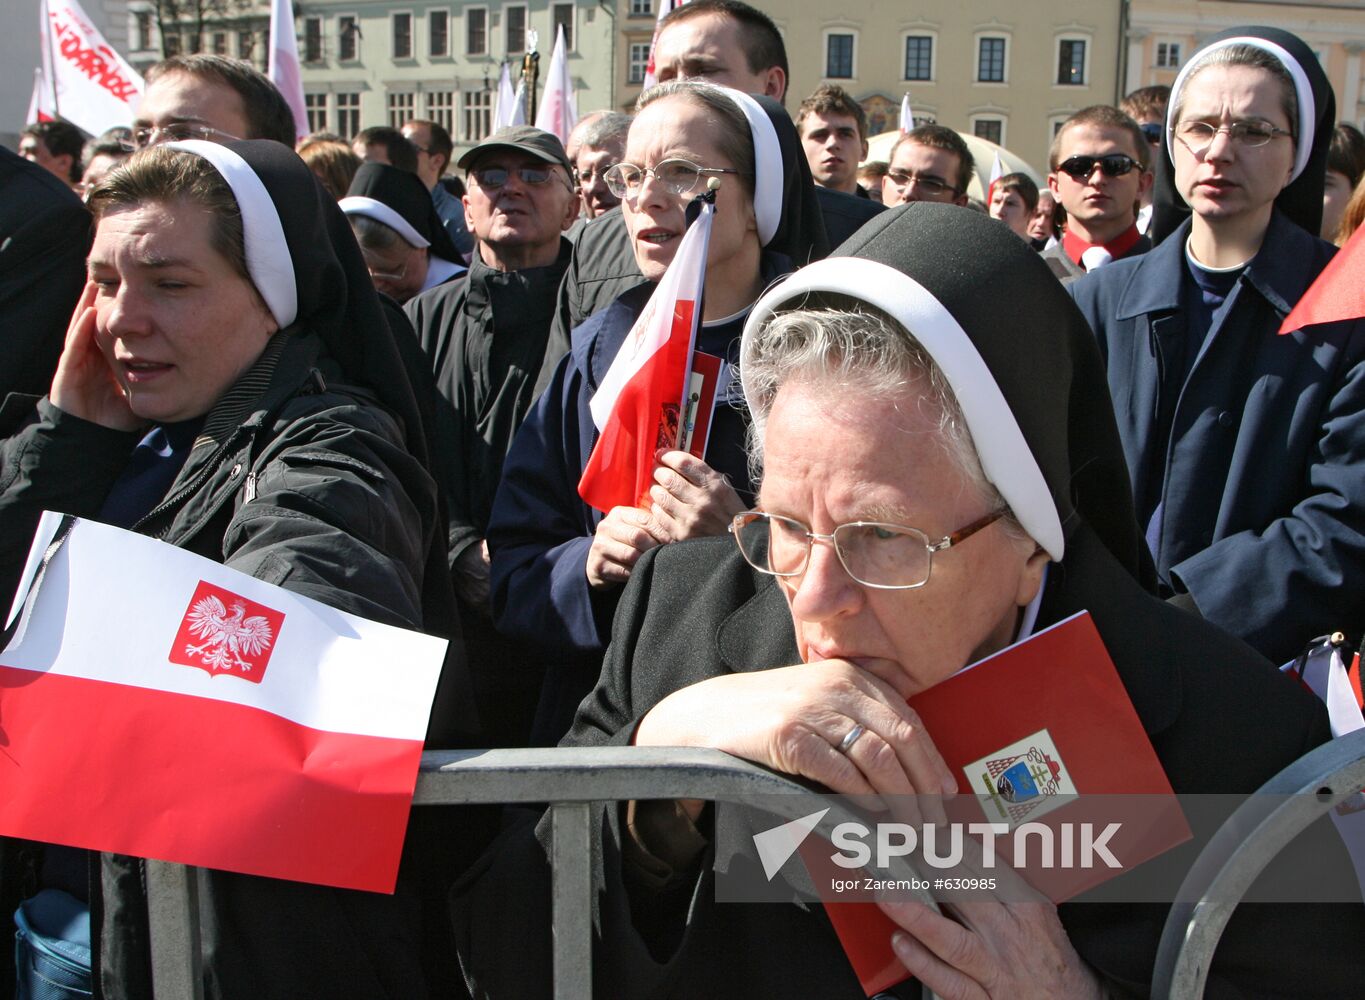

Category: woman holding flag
[486, 82, 826, 743]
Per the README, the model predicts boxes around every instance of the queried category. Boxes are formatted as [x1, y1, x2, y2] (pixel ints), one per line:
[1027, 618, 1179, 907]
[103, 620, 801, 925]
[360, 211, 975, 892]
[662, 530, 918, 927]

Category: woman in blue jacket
[485, 83, 827, 742]
[1069, 26, 1365, 665]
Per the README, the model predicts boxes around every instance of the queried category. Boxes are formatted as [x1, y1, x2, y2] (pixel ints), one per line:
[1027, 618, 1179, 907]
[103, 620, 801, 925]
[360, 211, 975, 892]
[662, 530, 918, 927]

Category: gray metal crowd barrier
[146, 736, 1365, 1000]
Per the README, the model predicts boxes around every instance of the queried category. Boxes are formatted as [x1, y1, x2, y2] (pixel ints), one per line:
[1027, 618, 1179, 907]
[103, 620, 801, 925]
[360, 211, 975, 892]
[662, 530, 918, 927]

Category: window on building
[904, 36, 932, 81]
[303, 17, 323, 63]
[336, 92, 360, 139]
[338, 16, 358, 61]
[1057, 39, 1086, 85]
[426, 90, 456, 133]
[825, 33, 854, 79]
[164, 32, 182, 57]
[136, 12, 153, 51]
[629, 0, 651, 15]
[305, 93, 328, 133]
[467, 8, 487, 55]
[430, 10, 449, 57]
[1156, 42, 1181, 68]
[388, 91, 417, 128]
[978, 37, 1005, 83]
[211, 31, 228, 56]
[238, 29, 254, 62]
[393, 12, 413, 59]
[506, 5, 526, 54]
[552, 3, 574, 49]
[628, 42, 650, 85]
[974, 118, 1003, 145]
[463, 89, 492, 143]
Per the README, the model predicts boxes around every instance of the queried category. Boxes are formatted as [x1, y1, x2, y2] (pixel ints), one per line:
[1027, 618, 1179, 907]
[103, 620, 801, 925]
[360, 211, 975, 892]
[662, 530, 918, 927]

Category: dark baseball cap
[456, 126, 572, 173]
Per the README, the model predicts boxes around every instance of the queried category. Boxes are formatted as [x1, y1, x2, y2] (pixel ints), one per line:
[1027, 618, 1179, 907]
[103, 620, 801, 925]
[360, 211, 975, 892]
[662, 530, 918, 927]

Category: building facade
[126, 0, 615, 153]
[613, 1, 1126, 174]
[1126, 0, 1365, 129]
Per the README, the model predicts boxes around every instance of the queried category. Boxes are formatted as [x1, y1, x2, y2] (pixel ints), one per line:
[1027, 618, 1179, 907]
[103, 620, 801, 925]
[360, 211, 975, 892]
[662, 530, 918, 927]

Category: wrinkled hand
[453, 539, 491, 611]
[878, 856, 1106, 1000]
[633, 660, 958, 820]
[585, 505, 667, 590]
[49, 282, 142, 432]
[647, 450, 746, 542]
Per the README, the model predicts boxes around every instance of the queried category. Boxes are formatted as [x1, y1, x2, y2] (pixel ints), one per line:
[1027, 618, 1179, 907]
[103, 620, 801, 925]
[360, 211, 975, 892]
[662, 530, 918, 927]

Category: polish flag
[899, 93, 913, 133]
[26, 66, 57, 124]
[579, 199, 714, 513]
[1279, 223, 1365, 334]
[0, 513, 446, 894]
[534, 25, 577, 143]
[40, 0, 143, 136]
[985, 150, 1005, 206]
[641, 0, 685, 90]
[268, 0, 310, 143]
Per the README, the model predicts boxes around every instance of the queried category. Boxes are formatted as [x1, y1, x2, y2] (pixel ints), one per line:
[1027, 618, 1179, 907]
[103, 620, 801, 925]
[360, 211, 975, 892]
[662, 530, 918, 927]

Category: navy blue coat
[485, 282, 759, 739]
[1070, 211, 1365, 664]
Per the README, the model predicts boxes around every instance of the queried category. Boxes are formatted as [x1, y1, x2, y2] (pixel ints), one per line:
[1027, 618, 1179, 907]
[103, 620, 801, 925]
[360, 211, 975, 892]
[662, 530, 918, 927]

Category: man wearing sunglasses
[404, 127, 579, 741]
[1042, 106, 1154, 284]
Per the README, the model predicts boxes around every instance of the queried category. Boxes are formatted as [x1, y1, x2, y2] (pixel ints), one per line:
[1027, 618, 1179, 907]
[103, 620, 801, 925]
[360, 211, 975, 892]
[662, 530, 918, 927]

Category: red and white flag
[26, 66, 57, 125]
[641, 0, 684, 90]
[1279, 222, 1365, 334]
[534, 24, 577, 143]
[579, 200, 714, 512]
[1, 513, 446, 894]
[986, 150, 1005, 205]
[899, 93, 913, 133]
[268, 0, 310, 143]
[40, 0, 143, 136]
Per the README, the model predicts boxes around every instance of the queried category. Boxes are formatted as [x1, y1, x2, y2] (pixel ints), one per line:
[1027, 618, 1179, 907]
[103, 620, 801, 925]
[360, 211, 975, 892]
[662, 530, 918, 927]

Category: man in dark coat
[452, 203, 1365, 999]
[405, 125, 579, 744]
[0, 147, 90, 404]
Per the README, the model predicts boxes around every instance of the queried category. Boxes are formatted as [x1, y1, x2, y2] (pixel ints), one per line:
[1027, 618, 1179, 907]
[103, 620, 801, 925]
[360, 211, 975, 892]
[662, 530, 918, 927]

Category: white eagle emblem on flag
[170, 582, 285, 682]
[183, 594, 274, 672]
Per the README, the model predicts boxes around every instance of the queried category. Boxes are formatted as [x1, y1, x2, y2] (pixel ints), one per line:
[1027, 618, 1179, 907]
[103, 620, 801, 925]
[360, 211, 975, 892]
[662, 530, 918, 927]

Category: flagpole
[672, 180, 718, 450]
[41, 0, 61, 119]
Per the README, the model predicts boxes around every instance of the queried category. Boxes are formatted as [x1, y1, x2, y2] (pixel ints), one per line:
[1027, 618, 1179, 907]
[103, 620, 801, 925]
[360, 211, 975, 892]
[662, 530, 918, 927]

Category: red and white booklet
[676, 350, 726, 458]
[806, 611, 1190, 995]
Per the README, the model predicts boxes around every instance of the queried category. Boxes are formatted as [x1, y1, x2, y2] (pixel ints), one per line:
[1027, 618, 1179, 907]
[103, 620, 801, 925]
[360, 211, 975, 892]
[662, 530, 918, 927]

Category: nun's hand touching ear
[50, 282, 144, 432]
[648, 450, 747, 542]
[878, 875, 1108, 1000]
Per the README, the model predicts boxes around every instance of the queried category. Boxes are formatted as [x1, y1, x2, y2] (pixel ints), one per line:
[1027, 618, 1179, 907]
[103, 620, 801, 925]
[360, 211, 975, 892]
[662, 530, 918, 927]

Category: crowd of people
[3, 1, 1365, 997]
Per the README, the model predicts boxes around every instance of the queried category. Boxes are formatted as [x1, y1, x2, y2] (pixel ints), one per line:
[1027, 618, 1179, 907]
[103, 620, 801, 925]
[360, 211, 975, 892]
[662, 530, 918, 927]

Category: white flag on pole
[534, 25, 577, 143]
[40, 0, 144, 136]
[493, 62, 521, 129]
[27, 66, 57, 125]
[268, 0, 310, 142]
[899, 93, 914, 133]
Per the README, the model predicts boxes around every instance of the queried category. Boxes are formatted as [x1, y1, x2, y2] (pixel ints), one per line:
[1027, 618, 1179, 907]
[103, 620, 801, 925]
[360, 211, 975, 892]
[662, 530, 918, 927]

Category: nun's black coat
[1071, 211, 1365, 664]
[0, 141, 480, 999]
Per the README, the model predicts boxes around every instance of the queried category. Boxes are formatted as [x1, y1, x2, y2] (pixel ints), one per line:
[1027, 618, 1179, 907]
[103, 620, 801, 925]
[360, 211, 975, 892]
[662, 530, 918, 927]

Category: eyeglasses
[470, 164, 570, 190]
[883, 170, 958, 198]
[361, 253, 408, 284]
[729, 510, 1005, 590]
[1171, 120, 1294, 155]
[124, 122, 242, 151]
[604, 158, 741, 201]
[1139, 122, 1164, 145]
[1056, 154, 1138, 180]
[574, 166, 614, 185]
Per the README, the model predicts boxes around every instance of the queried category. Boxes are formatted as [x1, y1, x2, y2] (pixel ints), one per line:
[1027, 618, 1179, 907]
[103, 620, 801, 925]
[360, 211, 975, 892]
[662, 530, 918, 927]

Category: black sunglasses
[1057, 154, 1139, 180]
[1139, 122, 1163, 144]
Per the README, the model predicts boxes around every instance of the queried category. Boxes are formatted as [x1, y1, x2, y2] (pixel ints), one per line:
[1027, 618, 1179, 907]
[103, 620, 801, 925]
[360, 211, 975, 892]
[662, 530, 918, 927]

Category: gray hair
[577, 111, 632, 153]
[742, 300, 1018, 529]
[1173, 43, 1298, 137]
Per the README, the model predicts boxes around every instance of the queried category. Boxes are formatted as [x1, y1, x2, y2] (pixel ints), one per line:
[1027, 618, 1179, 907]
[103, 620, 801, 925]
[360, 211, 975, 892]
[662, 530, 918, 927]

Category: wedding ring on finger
[837, 723, 866, 755]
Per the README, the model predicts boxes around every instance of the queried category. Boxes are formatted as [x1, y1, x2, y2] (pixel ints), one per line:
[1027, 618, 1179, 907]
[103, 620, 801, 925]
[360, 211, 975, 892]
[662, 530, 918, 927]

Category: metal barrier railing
[148, 746, 940, 1000]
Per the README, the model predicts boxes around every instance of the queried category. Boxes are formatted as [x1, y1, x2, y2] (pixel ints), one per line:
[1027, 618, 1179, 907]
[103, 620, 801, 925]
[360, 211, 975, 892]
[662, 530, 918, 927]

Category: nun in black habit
[1069, 26, 1365, 665]
[452, 204, 1365, 998]
[0, 139, 477, 998]
[482, 83, 828, 745]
